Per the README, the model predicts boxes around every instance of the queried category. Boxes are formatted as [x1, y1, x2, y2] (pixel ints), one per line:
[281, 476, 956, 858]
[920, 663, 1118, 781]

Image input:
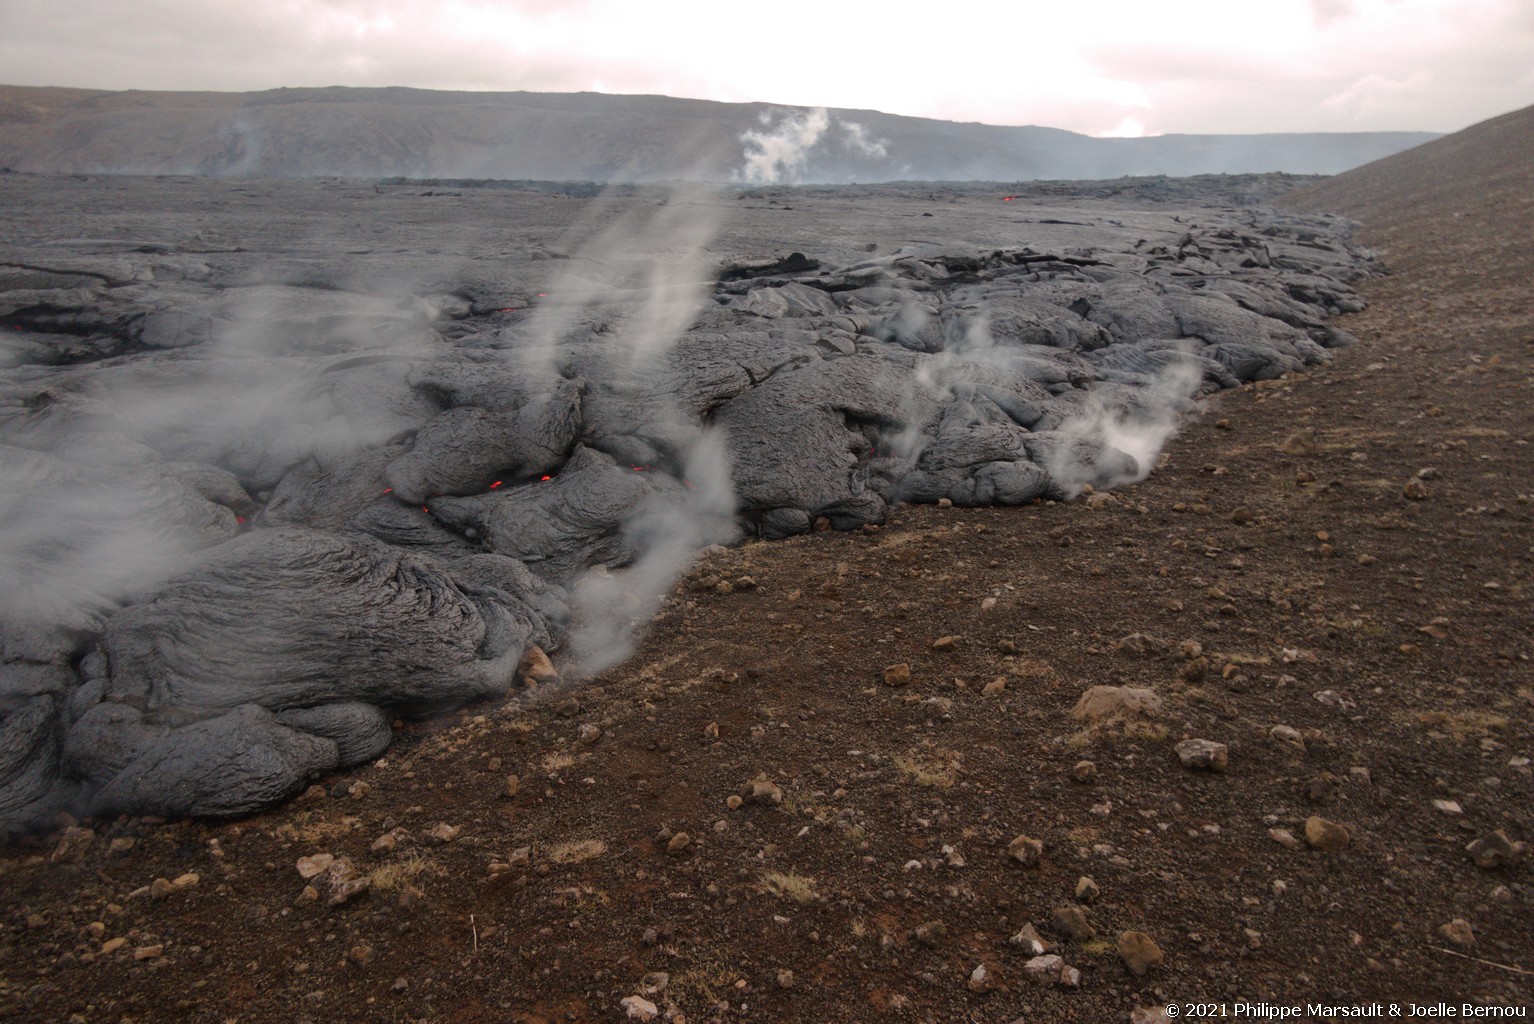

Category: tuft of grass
[1411, 709, 1508, 741]
[366, 853, 437, 897]
[541, 751, 577, 773]
[547, 839, 606, 864]
[895, 747, 961, 789]
[761, 870, 819, 905]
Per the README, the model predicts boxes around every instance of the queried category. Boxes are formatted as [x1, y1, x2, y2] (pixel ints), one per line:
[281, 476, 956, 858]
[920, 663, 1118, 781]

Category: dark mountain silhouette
[0, 84, 1439, 182]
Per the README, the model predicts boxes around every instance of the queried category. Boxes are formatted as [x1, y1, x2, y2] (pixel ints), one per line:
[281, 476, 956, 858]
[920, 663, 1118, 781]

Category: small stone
[1304, 816, 1351, 851]
[912, 920, 947, 947]
[427, 822, 461, 843]
[966, 963, 997, 993]
[1070, 686, 1163, 722]
[1074, 876, 1100, 903]
[1132, 1007, 1173, 1024]
[882, 663, 911, 687]
[1402, 477, 1428, 500]
[503, 774, 520, 799]
[50, 826, 95, 864]
[982, 677, 1006, 696]
[932, 635, 958, 651]
[1060, 965, 1082, 988]
[577, 724, 602, 745]
[1268, 828, 1300, 850]
[742, 776, 783, 805]
[1229, 506, 1255, 524]
[726, 794, 744, 810]
[621, 995, 659, 1021]
[1117, 931, 1163, 976]
[776, 969, 795, 989]
[518, 645, 559, 686]
[348, 944, 374, 965]
[296, 853, 334, 879]
[1269, 725, 1306, 752]
[371, 829, 403, 854]
[1244, 928, 1263, 950]
[171, 873, 199, 891]
[100, 937, 126, 955]
[1465, 830, 1530, 869]
[640, 971, 669, 996]
[1051, 906, 1095, 941]
[107, 837, 136, 856]
[1009, 922, 1048, 955]
[703, 721, 719, 739]
[1438, 918, 1475, 947]
[391, 977, 409, 993]
[133, 944, 164, 961]
[149, 877, 175, 900]
[1071, 760, 1097, 783]
[86, 921, 106, 939]
[507, 846, 531, 869]
[1432, 799, 1463, 815]
[666, 833, 692, 855]
[1022, 954, 1065, 986]
[1007, 834, 1044, 867]
[1174, 738, 1229, 772]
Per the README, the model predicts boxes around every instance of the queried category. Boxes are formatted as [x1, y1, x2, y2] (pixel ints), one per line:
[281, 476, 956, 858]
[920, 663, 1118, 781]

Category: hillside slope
[0, 84, 1438, 182]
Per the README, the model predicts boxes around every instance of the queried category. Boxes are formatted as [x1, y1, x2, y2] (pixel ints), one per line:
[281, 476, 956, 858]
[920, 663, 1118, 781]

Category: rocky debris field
[1, 173, 1371, 831]
[1, 135, 1532, 1024]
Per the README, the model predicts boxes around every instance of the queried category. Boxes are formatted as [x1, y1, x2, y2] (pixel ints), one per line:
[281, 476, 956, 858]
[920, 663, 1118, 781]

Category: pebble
[1051, 906, 1095, 941]
[1009, 923, 1048, 955]
[982, 677, 1006, 696]
[49, 826, 95, 864]
[912, 920, 947, 947]
[577, 724, 602, 745]
[742, 776, 783, 805]
[133, 944, 164, 961]
[621, 995, 659, 1021]
[1402, 477, 1428, 500]
[1438, 918, 1475, 947]
[882, 663, 911, 686]
[348, 944, 374, 965]
[1304, 816, 1351, 851]
[640, 972, 669, 995]
[776, 968, 795, 989]
[1007, 834, 1043, 867]
[1071, 686, 1163, 723]
[966, 963, 997, 993]
[1269, 725, 1306, 753]
[1268, 828, 1300, 850]
[726, 794, 744, 810]
[518, 645, 559, 686]
[1465, 830, 1530, 869]
[149, 877, 175, 901]
[296, 853, 335, 879]
[427, 823, 462, 843]
[666, 833, 692, 855]
[503, 774, 520, 799]
[1432, 799, 1463, 815]
[1022, 954, 1065, 985]
[1117, 931, 1163, 976]
[932, 635, 958, 651]
[1074, 876, 1100, 903]
[100, 937, 126, 955]
[1174, 738, 1229, 772]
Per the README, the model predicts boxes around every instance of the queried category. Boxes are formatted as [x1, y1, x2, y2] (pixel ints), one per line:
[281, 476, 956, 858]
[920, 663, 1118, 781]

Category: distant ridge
[0, 85, 1439, 183]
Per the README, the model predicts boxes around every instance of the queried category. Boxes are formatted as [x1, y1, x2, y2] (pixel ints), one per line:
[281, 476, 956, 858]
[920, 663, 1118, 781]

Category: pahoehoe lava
[0, 173, 1374, 833]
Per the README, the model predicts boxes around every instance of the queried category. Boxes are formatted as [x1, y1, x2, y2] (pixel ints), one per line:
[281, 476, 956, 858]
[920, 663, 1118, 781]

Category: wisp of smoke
[737, 108, 831, 185]
[1044, 359, 1203, 496]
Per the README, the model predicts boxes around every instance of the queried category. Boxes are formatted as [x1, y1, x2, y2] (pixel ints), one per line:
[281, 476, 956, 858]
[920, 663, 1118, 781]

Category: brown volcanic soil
[3, 112, 1533, 1022]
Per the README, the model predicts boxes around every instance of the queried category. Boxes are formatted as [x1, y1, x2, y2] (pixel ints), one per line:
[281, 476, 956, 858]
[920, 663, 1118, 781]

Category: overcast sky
[1, 0, 1530, 136]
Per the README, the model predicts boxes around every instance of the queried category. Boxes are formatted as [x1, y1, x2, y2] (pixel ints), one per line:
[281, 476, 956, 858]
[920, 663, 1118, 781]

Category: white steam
[1044, 359, 1202, 496]
[501, 183, 740, 677]
[736, 108, 892, 185]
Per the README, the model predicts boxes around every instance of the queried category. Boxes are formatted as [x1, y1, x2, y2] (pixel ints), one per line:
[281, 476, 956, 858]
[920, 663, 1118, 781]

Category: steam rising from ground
[0, 172, 1371, 832]
[737, 108, 892, 184]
